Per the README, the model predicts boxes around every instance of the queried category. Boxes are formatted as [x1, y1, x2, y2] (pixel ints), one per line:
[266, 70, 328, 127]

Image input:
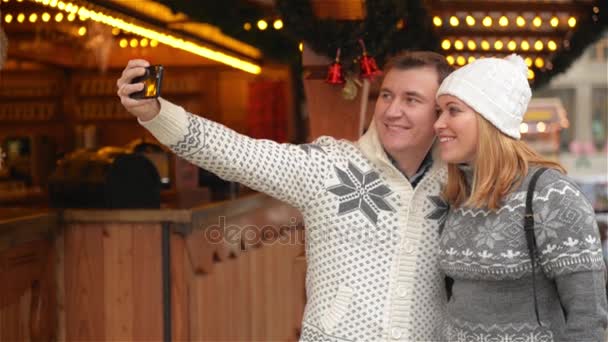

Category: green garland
[276, 0, 439, 68]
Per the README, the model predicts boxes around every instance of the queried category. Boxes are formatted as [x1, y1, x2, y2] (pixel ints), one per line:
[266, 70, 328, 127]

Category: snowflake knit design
[327, 162, 395, 226]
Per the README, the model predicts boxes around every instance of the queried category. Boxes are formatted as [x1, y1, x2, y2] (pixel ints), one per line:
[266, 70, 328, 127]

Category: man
[117, 51, 453, 341]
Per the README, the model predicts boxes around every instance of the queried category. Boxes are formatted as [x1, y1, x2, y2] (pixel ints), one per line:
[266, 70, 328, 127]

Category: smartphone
[129, 65, 164, 99]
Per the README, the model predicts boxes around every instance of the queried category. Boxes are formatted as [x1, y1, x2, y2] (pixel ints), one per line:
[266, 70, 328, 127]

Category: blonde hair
[443, 115, 566, 210]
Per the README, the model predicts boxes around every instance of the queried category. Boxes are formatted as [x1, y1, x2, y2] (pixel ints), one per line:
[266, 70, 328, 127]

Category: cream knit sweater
[140, 98, 449, 341]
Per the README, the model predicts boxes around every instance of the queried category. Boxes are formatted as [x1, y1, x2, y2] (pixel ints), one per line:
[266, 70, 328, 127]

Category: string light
[465, 15, 475, 26]
[78, 26, 86, 36]
[521, 40, 530, 51]
[568, 16, 576, 27]
[507, 40, 517, 51]
[482, 16, 492, 27]
[257, 20, 268, 30]
[446, 55, 455, 65]
[433, 16, 442, 27]
[273, 19, 283, 30]
[499, 16, 509, 27]
[5, 14, 13, 23]
[533, 16, 542, 27]
[537, 122, 546, 132]
[516, 16, 525, 27]
[140, 38, 148, 47]
[494, 40, 504, 50]
[298, 42, 303, 52]
[29, 13, 38, 23]
[550, 16, 559, 27]
[481, 40, 490, 51]
[243, 22, 251, 31]
[520, 123, 529, 133]
[467, 40, 477, 50]
[441, 39, 451, 50]
[547, 40, 557, 51]
[525, 57, 533, 67]
[454, 40, 464, 50]
[450, 16, 459, 26]
[457, 56, 466, 66]
[534, 40, 544, 51]
[534, 57, 544, 68]
[34, 0, 262, 74]
[119, 38, 128, 48]
[527, 69, 535, 80]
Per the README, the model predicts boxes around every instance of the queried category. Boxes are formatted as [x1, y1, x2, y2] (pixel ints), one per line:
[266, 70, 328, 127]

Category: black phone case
[130, 65, 163, 99]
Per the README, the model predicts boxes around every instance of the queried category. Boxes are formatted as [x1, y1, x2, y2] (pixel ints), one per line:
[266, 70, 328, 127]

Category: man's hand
[116, 59, 161, 122]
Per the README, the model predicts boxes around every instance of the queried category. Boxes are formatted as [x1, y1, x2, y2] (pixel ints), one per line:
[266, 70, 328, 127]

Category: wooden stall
[0, 194, 307, 341]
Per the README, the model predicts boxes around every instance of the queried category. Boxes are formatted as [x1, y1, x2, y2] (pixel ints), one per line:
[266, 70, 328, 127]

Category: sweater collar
[357, 117, 444, 179]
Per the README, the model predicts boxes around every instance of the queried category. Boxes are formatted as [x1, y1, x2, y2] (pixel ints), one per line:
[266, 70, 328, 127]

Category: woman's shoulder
[527, 166, 579, 193]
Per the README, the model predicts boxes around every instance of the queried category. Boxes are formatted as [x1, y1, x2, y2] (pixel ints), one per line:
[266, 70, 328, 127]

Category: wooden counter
[0, 194, 307, 341]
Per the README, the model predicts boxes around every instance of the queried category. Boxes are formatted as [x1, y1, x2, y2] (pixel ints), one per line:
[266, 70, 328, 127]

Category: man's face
[374, 67, 440, 158]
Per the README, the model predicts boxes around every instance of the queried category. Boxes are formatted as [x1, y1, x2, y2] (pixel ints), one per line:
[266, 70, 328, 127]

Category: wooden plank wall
[0, 239, 56, 341]
[57, 223, 163, 341]
[55, 212, 306, 341]
[181, 229, 305, 341]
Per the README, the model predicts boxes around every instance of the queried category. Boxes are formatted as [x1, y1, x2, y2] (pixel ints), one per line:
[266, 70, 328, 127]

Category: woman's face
[434, 95, 479, 164]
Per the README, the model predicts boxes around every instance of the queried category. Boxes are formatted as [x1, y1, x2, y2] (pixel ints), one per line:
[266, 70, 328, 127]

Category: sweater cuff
[138, 97, 190, 147]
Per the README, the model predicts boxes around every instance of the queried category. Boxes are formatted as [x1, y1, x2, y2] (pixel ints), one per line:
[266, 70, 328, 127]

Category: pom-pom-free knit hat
[436, 54, 531, 139]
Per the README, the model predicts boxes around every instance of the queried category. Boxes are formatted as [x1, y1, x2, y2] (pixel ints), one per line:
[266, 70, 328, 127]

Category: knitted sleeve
[139, 98, 333, 210]
[532, 169, 606, 278]
[554, 270, 608, 340]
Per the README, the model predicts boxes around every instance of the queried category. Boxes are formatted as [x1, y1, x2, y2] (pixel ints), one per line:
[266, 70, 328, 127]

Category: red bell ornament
[326, 48, 346, 85]
[358, 39, 382, 80]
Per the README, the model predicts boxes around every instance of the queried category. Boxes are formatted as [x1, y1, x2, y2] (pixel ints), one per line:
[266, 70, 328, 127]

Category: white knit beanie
[436, 54, 531, 139]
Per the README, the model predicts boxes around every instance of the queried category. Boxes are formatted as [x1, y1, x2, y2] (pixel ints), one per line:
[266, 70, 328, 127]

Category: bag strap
[524, 167, 548, 326]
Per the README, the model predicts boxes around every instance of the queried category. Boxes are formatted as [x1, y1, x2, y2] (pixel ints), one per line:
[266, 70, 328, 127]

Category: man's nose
[385, 100, 403, 118]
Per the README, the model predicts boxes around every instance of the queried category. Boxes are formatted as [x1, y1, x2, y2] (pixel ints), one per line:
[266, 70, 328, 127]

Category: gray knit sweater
[439, 167, 608, 341]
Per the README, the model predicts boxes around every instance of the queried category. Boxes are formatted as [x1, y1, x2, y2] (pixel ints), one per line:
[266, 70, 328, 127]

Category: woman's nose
[434, 113, 447, 132]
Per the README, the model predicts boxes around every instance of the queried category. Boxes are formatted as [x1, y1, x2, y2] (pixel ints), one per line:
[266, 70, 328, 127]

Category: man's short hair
[383, 51, 453, 85]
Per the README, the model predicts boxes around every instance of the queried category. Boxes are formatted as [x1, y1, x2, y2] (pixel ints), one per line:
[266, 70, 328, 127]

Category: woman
[434, 54, 608, 341]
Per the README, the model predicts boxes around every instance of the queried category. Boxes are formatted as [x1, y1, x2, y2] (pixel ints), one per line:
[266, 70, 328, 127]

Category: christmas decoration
[326, 48, 346, 85]
[358, 39, 382, 80]
[341, 78, 359, 101]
